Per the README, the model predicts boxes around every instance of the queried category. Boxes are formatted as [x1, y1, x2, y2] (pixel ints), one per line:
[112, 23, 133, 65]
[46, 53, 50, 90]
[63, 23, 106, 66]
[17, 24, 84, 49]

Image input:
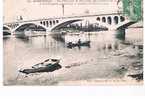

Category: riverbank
[4, 28, 143, 85]
[5, 41, 142, 85]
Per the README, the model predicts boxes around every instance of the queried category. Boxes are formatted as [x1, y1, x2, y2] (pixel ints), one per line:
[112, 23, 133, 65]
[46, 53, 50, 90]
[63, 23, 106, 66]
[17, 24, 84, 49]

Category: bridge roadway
[4, 13, 121, 24]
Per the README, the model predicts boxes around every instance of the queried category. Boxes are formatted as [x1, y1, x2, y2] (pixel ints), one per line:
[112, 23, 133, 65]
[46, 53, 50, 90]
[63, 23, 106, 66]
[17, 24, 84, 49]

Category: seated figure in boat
[78, 39, 81, 45]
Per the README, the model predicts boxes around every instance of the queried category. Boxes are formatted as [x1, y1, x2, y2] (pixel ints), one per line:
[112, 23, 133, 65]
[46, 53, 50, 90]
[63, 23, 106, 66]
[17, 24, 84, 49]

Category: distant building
[16, 16, 23, 21]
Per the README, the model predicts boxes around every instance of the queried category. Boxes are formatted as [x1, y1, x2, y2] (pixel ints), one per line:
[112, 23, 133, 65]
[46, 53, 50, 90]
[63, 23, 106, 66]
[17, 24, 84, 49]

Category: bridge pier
[46, 29, 50, 33]
[115, 28, 126, 41]
[100, 28, 126, 51]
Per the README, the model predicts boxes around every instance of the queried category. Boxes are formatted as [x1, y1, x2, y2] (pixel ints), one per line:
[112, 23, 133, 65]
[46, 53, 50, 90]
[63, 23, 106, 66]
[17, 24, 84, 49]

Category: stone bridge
[3, 13, 136, 34]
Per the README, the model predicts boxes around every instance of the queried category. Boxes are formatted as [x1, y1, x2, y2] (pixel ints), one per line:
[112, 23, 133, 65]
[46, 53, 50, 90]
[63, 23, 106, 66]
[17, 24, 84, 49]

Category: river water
[3, 28, 143, 85]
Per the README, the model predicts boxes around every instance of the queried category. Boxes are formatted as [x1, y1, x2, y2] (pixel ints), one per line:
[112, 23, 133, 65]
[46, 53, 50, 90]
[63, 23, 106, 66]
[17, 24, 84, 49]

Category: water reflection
[3, 30, 128, 84]
[14, 32, 93, 50]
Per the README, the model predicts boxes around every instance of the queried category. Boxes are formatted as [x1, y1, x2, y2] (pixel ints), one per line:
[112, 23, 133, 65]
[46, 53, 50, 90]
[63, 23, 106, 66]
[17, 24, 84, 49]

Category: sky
[3, 0, 119, 22]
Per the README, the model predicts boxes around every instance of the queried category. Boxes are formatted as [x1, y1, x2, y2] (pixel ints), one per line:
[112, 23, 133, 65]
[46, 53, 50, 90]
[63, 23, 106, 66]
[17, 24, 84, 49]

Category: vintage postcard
[3, 0, 143, 85]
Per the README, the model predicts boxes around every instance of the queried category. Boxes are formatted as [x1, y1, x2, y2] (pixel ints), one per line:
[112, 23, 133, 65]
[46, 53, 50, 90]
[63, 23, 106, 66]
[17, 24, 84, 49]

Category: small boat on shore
[19, 58, 61, 74]
[32, 59, 60, 68]
[67, 40, 90, 48]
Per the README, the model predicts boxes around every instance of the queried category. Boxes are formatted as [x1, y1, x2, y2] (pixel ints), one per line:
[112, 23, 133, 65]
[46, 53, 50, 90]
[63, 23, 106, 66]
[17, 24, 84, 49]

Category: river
[3, 28, 143, 85]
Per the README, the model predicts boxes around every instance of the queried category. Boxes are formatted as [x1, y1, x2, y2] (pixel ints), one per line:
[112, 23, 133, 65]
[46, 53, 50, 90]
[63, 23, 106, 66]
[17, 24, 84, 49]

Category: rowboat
[32, 58, 60, 68]
[19, 59, 61, 74]
[67, 41, 90, 48]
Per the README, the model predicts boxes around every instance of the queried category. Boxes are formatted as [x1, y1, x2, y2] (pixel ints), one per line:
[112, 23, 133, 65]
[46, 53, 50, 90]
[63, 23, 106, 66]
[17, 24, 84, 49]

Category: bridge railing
[4, 13, 123, 25]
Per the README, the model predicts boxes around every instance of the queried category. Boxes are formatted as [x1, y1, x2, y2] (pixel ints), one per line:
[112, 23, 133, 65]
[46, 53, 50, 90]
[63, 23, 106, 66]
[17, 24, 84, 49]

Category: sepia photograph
[3, 0, 143, 85]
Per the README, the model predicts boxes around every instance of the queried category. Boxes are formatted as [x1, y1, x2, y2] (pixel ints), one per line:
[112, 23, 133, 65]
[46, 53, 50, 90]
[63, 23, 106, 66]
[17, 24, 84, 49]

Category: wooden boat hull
[19, 64, 62, 74]
[67, 41, 90, 48]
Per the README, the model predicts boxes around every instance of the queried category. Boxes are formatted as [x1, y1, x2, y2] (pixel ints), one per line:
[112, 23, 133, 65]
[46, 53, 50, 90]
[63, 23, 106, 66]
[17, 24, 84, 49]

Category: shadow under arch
[3, 25, 12, 35]
[3, 25, 11, 30]
[50, 19, 83, 31]
[13, 22, 47, 32]
[107, 16, 112, 24]
[114, 16, 119, 24]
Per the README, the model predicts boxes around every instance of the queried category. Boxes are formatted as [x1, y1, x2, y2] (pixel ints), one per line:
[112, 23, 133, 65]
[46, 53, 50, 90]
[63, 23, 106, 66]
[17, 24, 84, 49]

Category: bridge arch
[56, 20, 59, 23]
[116, 21, 135, 30]
[3, 25, 12, 31]
[12, 22, 48, 32]
[3, 25, 12, 35]
[46, 21, 49, 27]
[43, 21, 46, 26]
[120, 16, 125, 22]
[50, 21, 52, 26]
[50, 19, 83, 31]
[114, 16, 119, 24]
[96, 17, 100, 21]
[107, 16, 112, 24]
[53, 20, 55, 25]
[102, 17, 106, 23]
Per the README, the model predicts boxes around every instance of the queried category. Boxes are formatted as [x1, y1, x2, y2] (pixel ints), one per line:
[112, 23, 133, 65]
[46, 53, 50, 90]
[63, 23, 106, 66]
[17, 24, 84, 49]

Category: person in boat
[78, 39, 81, 45]
[68, 42, 73, 46]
